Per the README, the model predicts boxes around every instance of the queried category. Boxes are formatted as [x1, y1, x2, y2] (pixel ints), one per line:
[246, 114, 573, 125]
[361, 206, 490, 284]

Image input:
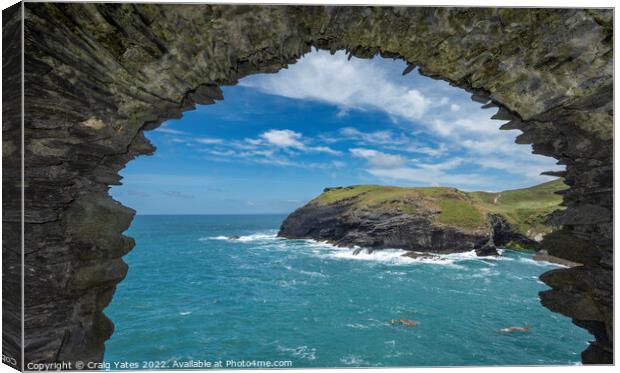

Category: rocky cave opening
[104, 49, 588, 364]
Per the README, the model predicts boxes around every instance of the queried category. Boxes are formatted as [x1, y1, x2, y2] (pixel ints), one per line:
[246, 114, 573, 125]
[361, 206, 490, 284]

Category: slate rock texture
[278, 201, 533, 257]
[2, 3, 612, 367]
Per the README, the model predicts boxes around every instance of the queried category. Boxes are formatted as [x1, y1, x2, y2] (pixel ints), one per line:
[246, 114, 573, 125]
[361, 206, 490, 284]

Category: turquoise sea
[104, 215, 590, 368]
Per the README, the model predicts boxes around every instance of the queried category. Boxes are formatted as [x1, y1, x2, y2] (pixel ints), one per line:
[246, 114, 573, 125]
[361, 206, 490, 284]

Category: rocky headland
[279, 179, 567, 257]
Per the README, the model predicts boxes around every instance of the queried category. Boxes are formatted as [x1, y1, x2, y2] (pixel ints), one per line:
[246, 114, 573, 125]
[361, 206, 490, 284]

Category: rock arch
[2, 2, 612, 367]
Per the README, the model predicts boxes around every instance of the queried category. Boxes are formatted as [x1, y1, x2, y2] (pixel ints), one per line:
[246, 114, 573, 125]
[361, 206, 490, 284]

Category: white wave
[346, 323, 369, 329]
[293, 241, 468, 267]
[302, 239, 350, 251]
[385, 271, 407, 276]
[340, 354, 369, 366]
[276, 279, 307, 288]
[329, 249, 409, 264]
[518, 257, 567, 268]
[326, 248, 461, 267]
[199, 235, 228, 241]
[463, 267, 500, 279]
[300, 240, 510, 267]
[179, 311, 192, 316]
[298, 269, 328, 278]
[199, 232, 280, 242]
[283, 265, 328, 278]
[493, 255, 516, 261]
[437, 250, 479, 261]
[205, 233, 521, 269]
[436, 250, 511, 263]
[447, 288, 480, 296]
[407, 256, 461, 267]
[237, 233, 279, 242]
[277, 345, 316, 361]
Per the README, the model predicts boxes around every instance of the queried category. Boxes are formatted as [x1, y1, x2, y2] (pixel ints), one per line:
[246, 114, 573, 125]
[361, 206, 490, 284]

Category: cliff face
[280, 203, 494, 254]
[3, 3, 612, 366]
[278, 184, 553, 256]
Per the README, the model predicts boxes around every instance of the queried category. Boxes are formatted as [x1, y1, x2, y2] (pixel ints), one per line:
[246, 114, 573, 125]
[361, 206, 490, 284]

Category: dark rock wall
[2, 3, 612, 366]
[2, 3, 23, 370]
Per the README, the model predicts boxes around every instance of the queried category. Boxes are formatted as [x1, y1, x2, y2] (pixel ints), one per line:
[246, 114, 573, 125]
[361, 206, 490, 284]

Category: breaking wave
[200, 231, 566, 270]
[200, 231, 280, 242]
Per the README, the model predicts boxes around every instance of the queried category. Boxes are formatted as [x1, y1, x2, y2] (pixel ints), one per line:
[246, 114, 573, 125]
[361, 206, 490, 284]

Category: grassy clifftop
[310, 179, 566, 235]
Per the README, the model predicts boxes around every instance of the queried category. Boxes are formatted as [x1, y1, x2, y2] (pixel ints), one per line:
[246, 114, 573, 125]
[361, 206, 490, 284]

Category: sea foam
[200, 232, 279, 242]
[201, 231, 565, 270]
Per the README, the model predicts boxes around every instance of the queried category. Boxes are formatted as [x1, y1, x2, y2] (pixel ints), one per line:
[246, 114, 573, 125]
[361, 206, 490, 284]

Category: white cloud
[350, 148, 406, 168]
[240, 49, 432, 121]
[429, 117, 502, 138]
[337, 127, 447, 158]
[155, 50, 565, 192]
[331, 160, 346, 168]
[164, 190, 195, 199]
[242, 149, 274, 157]
[245, 138, 262, 146]
[261, 129, 304, 148]
[366, 158, 497, 189]
[205, 149, 236, 157]
[191, 128, 344, 169]
[365, 153, 559, 191]
[417, 158, 464, 172]
[401, 143, 447, 157]
[155, 124, 187, 135]
[311, 146, 342, 156]
[259, 129, 341, 155]
[340, 127, 406, 145]
[196, 137, 224, 145]
[367, 166, 498, 189]
[470, 155, 560, 184]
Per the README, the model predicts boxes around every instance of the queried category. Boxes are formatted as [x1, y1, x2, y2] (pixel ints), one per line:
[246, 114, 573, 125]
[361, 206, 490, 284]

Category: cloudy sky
[111, 49, 562, 215]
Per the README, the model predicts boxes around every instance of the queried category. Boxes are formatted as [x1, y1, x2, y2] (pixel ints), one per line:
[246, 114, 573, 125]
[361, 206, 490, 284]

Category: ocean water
[104, 215, 590, 368]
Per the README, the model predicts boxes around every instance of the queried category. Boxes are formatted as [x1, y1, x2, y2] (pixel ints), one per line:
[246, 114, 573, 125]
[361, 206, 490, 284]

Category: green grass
[435, 199, 485, 230]
[469, 179, 566, 235]
[310, 179, 566, 233]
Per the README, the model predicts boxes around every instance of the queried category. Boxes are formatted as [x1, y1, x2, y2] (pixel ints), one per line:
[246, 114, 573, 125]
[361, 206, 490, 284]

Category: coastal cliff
[279, 180, 566, 257]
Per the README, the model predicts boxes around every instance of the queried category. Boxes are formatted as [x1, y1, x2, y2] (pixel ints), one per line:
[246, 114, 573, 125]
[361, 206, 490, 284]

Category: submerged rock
[390, 319, 419, 327]
[401, 251, 445, 261]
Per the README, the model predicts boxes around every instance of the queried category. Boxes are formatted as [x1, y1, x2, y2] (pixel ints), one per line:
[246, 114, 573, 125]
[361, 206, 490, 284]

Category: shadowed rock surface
[1, 3, 612, 367]
[534, 250, 581, 268]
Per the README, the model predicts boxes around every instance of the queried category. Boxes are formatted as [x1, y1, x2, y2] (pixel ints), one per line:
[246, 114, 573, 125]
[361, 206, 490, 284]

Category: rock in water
[279, 181, 565, 256]
[401, 252, 445, 261]
[475, 239, 500, 257]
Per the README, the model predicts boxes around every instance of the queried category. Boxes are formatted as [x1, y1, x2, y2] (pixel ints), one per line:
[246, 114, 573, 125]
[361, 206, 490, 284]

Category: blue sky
[111, 49, 562, 215]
